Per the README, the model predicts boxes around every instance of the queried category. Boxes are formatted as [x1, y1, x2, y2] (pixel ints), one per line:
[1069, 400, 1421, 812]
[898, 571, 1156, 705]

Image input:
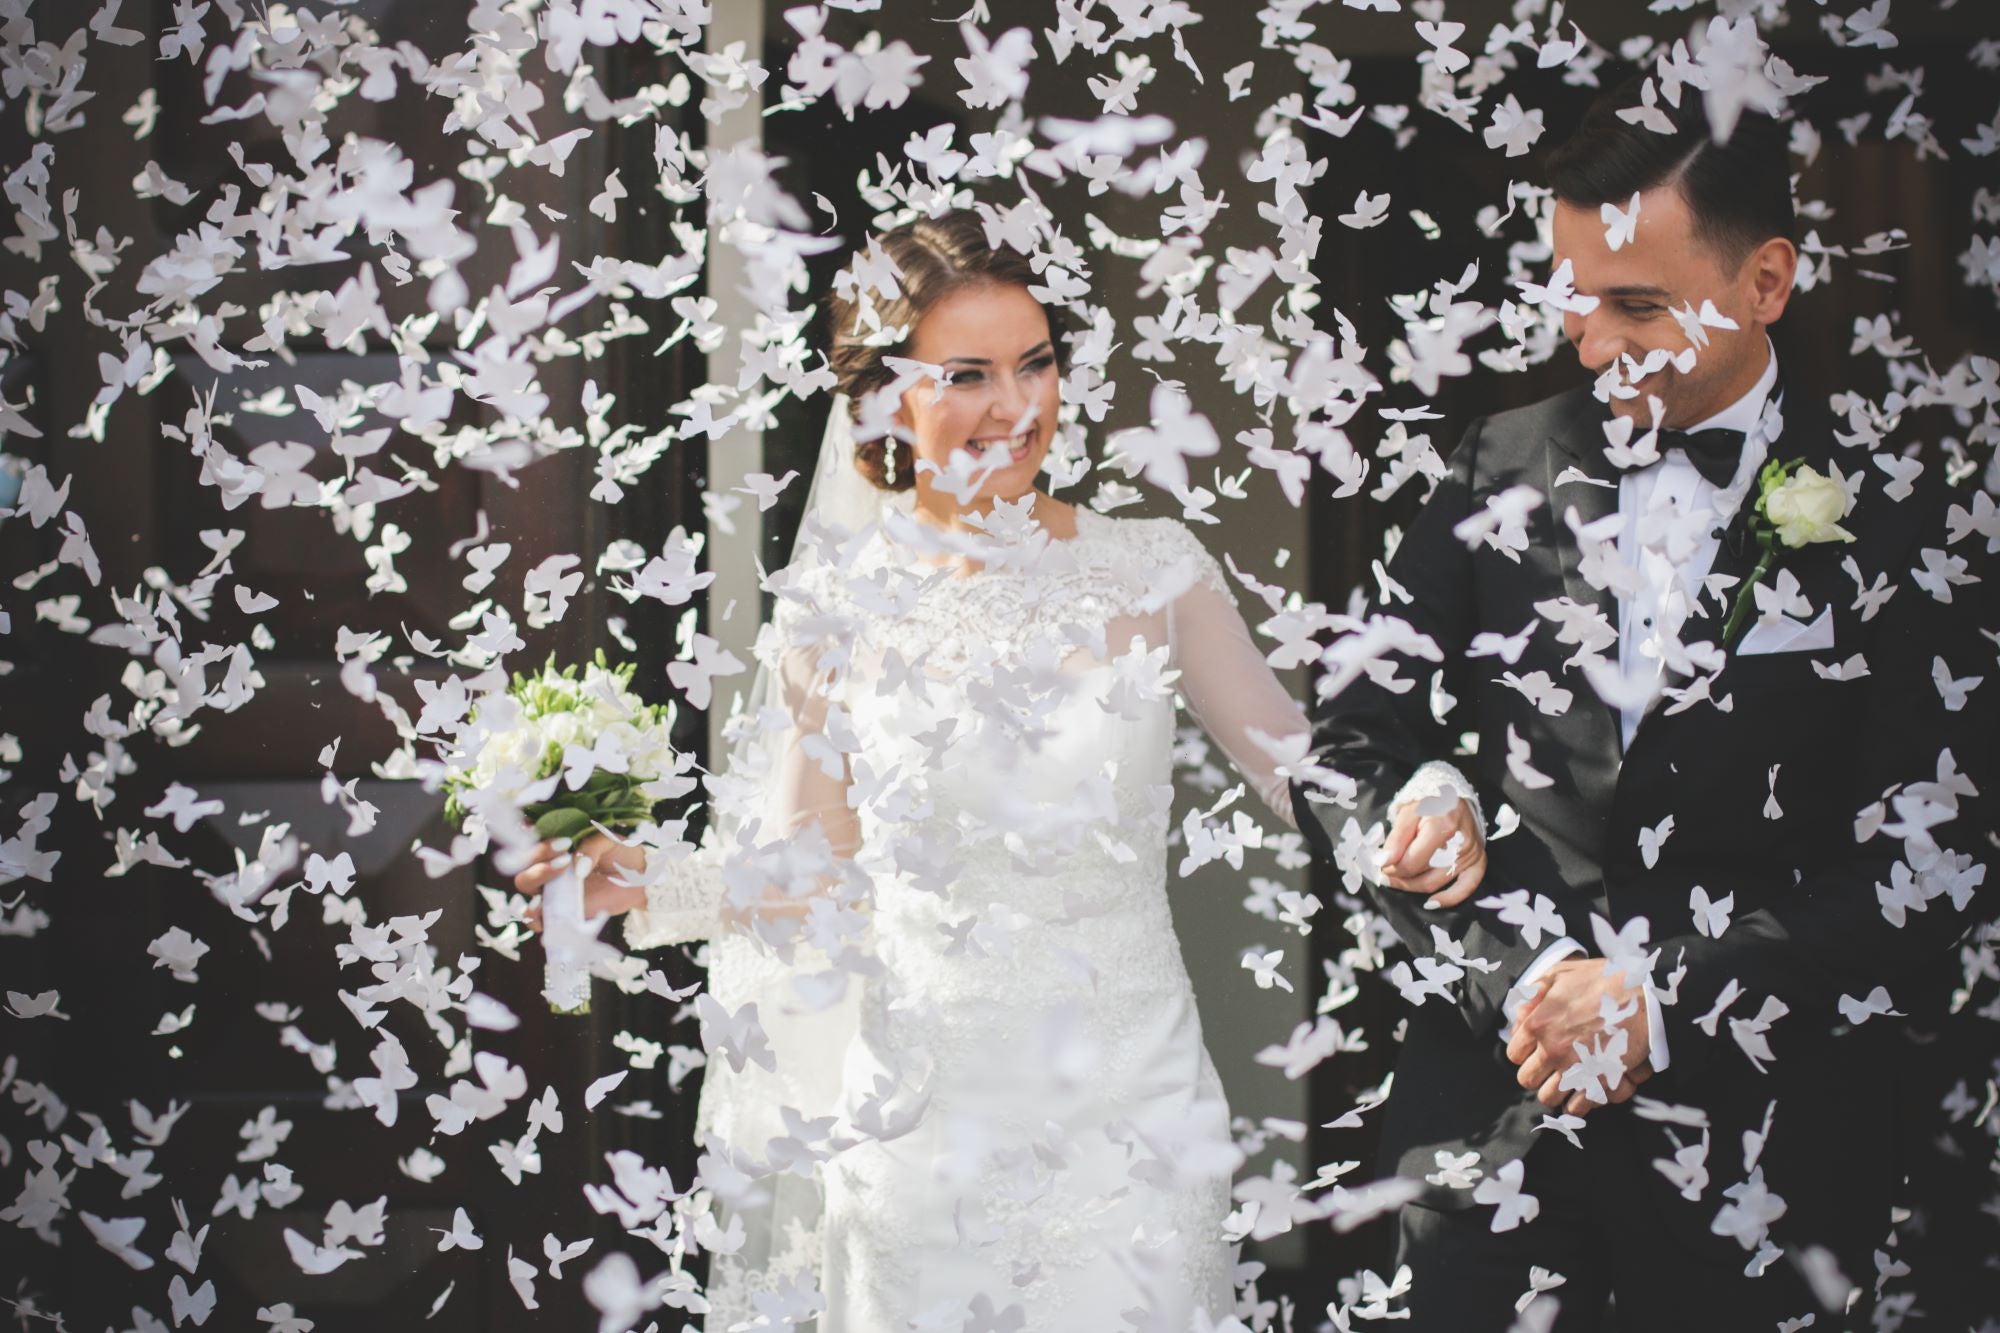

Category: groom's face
[1550, 184, 1790, 430]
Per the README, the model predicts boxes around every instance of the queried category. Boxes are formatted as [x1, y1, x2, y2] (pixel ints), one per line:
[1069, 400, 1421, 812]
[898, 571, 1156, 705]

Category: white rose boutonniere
[1722, 458, 1857, 647]
[1764, 465, 1856, 547]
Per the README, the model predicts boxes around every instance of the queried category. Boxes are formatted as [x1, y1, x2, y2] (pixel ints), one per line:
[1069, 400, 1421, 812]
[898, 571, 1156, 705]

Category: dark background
[2, 0, 1995, 1327]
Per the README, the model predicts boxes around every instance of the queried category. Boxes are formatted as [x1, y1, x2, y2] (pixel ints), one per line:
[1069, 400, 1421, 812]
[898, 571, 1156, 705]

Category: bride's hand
[512, 833, 649, 933]
[1377, 796, 1487, 909]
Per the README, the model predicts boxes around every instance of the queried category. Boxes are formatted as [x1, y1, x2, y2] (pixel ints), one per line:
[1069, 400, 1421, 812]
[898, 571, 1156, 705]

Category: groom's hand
[1378, 796, 1487, 908]
[1506, 958, 1653, 1116]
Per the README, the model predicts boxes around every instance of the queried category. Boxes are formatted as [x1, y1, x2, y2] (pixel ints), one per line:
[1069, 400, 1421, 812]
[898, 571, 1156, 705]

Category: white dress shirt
[1499, 338, 1783, 1078]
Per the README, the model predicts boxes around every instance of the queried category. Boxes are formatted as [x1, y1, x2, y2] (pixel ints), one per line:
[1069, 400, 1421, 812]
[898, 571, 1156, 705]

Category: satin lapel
[1540, 389, 1626, 763]
[1542, 392, 1623, 633]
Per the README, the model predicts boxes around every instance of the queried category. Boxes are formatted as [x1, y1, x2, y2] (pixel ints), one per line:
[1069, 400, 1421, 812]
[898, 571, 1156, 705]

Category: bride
[514, 207, 1314, 1331]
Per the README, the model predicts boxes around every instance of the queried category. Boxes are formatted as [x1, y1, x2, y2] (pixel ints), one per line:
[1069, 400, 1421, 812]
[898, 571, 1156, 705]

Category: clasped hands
[1380, 796, 1653, 1118]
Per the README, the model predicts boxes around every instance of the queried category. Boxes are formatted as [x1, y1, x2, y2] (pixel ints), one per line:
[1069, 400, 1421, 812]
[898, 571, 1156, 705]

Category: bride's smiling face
[892, 281, 1061, 506]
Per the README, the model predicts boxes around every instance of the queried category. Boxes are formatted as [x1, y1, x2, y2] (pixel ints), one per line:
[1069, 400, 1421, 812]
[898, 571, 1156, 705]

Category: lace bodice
[623, 505, 1307, 951]
[795, 505, 1240, 672]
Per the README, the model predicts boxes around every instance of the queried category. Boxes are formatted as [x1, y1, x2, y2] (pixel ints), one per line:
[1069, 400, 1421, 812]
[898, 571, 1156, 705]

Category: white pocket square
[1736, 605, 1834, 656]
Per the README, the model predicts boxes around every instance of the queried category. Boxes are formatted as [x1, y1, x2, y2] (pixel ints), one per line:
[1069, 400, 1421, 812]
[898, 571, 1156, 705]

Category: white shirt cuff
[1498, 936, 1583, 1044]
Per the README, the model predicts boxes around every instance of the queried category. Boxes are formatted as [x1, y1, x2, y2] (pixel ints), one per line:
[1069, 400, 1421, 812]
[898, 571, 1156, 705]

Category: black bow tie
[1621, 426, 1748, 489]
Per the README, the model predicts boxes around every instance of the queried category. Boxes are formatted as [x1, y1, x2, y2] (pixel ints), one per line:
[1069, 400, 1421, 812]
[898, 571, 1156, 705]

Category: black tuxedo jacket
[1290, 380, 1999, 1270]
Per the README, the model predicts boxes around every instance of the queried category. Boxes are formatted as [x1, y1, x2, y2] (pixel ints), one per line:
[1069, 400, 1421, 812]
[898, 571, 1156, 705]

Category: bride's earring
[884, 438, 897, 487]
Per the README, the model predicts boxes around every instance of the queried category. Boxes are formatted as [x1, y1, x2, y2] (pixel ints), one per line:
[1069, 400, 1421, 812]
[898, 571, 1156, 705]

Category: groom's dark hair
[1544, 66, 1795, 272]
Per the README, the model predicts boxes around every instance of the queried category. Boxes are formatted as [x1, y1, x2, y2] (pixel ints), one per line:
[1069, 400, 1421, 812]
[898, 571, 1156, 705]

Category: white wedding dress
[622, 503, 1309, 1333]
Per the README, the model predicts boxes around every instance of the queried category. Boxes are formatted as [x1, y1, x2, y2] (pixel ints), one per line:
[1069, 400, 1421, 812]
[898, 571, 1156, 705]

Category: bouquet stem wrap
[538, 856, 592, 1016]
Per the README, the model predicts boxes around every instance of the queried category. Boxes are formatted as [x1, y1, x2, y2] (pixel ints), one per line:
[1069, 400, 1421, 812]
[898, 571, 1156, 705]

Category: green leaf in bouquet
[532, 806, 595, 840]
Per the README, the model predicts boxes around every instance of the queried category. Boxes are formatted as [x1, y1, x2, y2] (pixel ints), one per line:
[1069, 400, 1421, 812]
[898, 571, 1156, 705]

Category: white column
[702, 0, 765, 762]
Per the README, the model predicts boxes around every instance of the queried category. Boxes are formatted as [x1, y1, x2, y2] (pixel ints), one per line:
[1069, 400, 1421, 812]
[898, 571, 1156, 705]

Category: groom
[1291, 72, 1998, 1329]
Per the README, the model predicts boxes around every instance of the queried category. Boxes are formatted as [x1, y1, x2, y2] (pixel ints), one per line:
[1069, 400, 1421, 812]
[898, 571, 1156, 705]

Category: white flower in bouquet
[441, 649, 690, 1014]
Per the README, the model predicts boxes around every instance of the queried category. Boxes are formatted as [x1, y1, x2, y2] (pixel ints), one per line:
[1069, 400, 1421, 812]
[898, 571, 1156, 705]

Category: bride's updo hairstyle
[825, 207, 1072, 492]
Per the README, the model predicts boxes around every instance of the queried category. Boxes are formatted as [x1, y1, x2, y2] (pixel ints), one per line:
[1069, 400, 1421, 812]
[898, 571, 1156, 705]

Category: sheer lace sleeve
[622, 587, 860, 951]
[620, 839, 728, 951]
[1161, 524, 1311, 831]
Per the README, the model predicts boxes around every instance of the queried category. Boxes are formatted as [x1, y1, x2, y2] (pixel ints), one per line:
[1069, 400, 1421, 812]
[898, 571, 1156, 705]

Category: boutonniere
[1720, 458, 1857, 647]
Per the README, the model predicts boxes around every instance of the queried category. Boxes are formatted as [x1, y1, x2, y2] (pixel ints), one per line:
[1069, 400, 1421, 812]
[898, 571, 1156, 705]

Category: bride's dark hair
[825, 207, 1073, 492]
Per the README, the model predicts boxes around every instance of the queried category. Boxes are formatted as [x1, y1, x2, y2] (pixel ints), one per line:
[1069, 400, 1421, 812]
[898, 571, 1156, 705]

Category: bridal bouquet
[441, 648, 684, 1015]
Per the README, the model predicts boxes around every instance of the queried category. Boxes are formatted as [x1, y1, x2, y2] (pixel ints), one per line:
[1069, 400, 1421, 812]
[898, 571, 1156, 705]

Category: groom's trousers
[1395, 1104, 1845, 1333]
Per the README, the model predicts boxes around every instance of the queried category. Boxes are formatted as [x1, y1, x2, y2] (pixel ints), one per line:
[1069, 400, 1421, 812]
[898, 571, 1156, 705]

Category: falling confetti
[1, 1, 1998, 1330]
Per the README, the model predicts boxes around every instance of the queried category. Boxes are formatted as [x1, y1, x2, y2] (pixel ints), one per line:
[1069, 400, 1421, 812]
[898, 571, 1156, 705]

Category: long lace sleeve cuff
[1388, 759, 1486, 842]
[622, 846, 727, 951]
